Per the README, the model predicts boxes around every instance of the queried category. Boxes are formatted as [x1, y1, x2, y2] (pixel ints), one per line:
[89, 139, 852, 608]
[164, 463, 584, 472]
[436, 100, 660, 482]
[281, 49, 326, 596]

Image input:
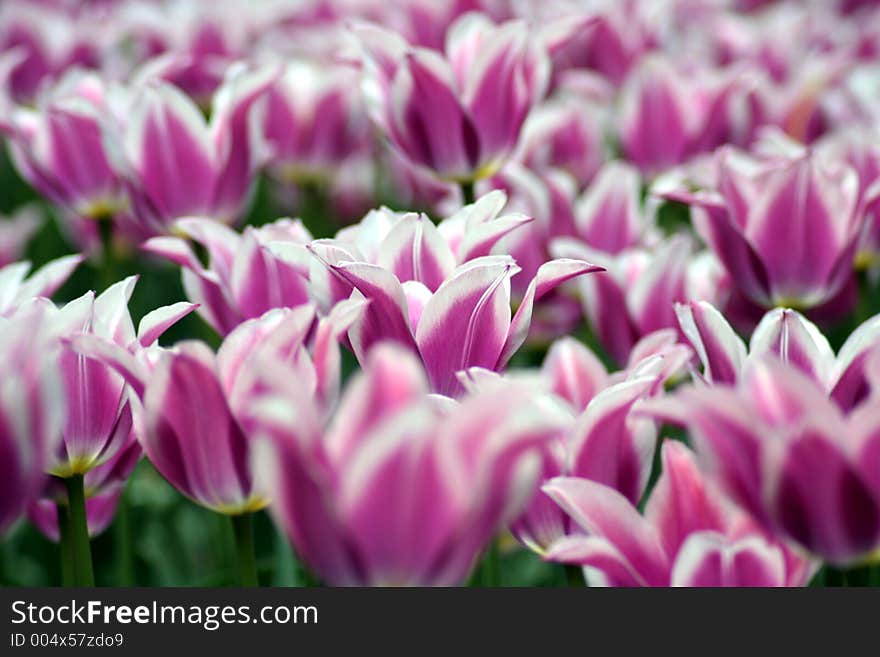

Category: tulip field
[3, 0, 880, 589]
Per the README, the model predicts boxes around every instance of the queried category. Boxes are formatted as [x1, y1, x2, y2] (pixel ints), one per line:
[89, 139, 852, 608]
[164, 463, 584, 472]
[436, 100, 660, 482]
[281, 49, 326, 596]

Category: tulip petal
[498, 259, 602, 370]
[542, 477, 669, 586]
[416, 257, 515, 396]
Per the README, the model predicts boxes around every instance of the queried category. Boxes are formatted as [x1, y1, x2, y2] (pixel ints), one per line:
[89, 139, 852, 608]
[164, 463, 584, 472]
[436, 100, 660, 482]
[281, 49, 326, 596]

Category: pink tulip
[4, 71, 126, 250]
[28, 437, 141, 541]
[109, 67, 275, 238]
[508, 334, 690, 554]
[0, 205, 41, 268]
[0, 305, 64, 534]
[309, 195, 601, 395]
[357, 13, 549, 181]
[43, 277, 195, 478]
[646, 358, 880, 566]
[0, 255, 83, 316]
[0, 1, 100, 104]
[72, 303, 357, 514]
[143, 217, 313, 336]
[553, 234, 724, 366]
[676, 300, 880, 410]
[252, 343, 567, 586]
[544, 441, 815, 586]
[666, 147, 862, 309]
[259, 60, 371, 183]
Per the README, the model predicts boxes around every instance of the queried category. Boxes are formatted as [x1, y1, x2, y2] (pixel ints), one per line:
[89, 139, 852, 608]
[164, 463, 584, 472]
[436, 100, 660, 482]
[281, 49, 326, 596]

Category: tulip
[142, 217, 313, 335]
[0, 1, 100, 104]
[545, 1, 656, 86]
[3, 71, 128, 251]
[44, 277, 194, 479]
[0, 255, 82, 316]
[0, 306, 64, 535]
[646, 358, 880, 566]
[259, 60, 370, 184]
[618, 57, 754, 175]
[72, 303, 357, 585]
[118, 1, 251, 107]
[676, 300, 880, 410]
[514, 93, 606, 188]
[814, 129, 880, 268]
[0, 205, 41, 268]
[543, 441, 815, 586]
[357, 13, 549, 182]
[109, 66, 275, 238]
[553, 234, 723, 366]
[507, 334, 689, 555]
[28, 437, 141, 542]
[251, 343, 567, 586]
[478, 164, 579, 291]
[666, 147, 863, 309]
[311, 208, 601, 395]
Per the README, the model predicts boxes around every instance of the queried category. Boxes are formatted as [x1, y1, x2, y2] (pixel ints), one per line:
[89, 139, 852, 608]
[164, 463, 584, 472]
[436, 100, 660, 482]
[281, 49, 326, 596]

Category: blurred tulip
[543, 441, 815, 586]
[357, 13, 549, 181]
[28, 436, 141, 541]
[646, 358, 880, 566]
[260, 60, 370, 184]
[667, 147, 862, 309]
[553, 235, 722, 366]
[0, 1, 100, 104]
[4, 72, 126, 250]
[0, 306, 64, 534]
[252, 343, 567, 586]
[110, 67, 275, 238]
[0, 205, 41, 267]
[143, 217, 313, 335]
[0, 255, 83, 316]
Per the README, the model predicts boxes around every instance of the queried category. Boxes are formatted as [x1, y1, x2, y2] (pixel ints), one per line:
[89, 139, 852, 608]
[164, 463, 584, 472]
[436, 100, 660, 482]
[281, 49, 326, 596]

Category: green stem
[56, 503, 75, 587]
[825, 566, 848, 587]
[470, 539, 501, 587]
[97, 215, 118, 291]
[564, 564, 584, 587]
[460, 180, 476, 206]
[63, 475, 94, 586]
[231, 513, 259, 587]
[113, 492, 134, 586]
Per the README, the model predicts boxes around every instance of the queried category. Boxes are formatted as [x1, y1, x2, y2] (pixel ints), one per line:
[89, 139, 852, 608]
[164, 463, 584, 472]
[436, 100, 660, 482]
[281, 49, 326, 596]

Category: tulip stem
[55, 503, 75, 587]
[63, 475, 95, 586]
[231, 512, 259, 587]
[470, 539, 501, 587]
[114, 492, 134, 586]
[460, 180, 476, 206]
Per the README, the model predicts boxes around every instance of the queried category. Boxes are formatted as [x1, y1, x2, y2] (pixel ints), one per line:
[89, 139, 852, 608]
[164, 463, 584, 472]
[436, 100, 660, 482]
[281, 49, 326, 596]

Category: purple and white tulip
[666, 146, 863, 310]
[143, 217, 313, 335]
[310, 196, 601, 395]
[647, 358, 880, 566]
[676, 300, 880, 410]
[357, 13, 549, 181]
[544, 441, 815, 586]
[252, 343, 567, 586]
[0, 305, 64, 534]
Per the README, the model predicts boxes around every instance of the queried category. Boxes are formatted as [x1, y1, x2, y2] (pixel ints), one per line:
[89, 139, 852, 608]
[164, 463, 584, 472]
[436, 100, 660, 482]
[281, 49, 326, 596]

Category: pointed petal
[137, 302, 198, 347]
[498, 259, 603, 369]
[415, 256, 516, 396]
[675, 301, 746, 385]
[542, 477, 669, 586]
[568, 377, 658, 505]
